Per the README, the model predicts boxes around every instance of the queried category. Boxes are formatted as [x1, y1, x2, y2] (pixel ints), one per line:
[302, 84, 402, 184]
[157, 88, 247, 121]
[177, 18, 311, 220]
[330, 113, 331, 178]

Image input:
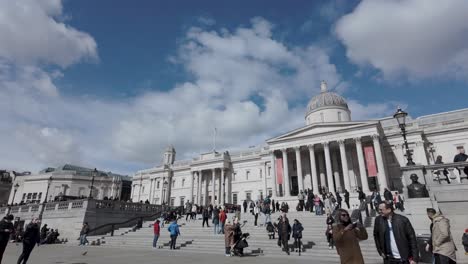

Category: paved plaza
[2, 244, 363, 264]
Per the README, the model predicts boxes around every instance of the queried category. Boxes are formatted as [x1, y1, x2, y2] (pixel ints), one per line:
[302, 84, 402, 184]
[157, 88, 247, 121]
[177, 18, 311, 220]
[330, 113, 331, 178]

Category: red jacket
[219, 211, 227, 223]
[153, 223, 160, 235]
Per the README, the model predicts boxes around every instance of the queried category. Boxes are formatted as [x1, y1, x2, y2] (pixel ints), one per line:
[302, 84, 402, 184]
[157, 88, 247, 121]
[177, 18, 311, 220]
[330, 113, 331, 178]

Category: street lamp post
[39, 176, 53, 221]
[10, 183, 20, 205]
[393, 107, 416, 166]
[162, 180, 168, 205]
[89, 168, 97, 199]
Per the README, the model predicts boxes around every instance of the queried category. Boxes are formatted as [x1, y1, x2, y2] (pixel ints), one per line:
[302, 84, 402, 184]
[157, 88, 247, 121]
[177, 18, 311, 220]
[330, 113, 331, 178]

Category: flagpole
[213, 127, 217, 152]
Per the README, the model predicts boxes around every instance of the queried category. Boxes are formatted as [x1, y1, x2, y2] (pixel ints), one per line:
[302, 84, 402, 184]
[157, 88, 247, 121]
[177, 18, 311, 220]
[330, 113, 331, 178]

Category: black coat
[373, 213, 419, 262]
[23, 223, 40, 245]
[277, 219, 291, 240]
[384, 190, 393, 201]
[292, 223, 303, 239]
[0, 219, 14, 242]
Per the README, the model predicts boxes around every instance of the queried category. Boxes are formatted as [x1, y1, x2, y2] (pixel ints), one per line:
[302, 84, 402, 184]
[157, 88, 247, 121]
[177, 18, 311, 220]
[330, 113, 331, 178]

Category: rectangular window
[180, 197, 185, 206]
[157, 181, 160, 189]
[32, 193, 37, 200]
[170, 198, 175, 206]
[233, 172, 237, 181]
[246, 170, 250, 180]
[259, 169, 262, 179]
[232, 193, 238, 204]
[182, 178, 185, 187]
[172, 180, 175, 188]
[268, 188, 272, 197]
[27, 193, 32, 199]
[268, 166, 271, 176]
[259, 190, 263, 200]
[22, 193, 26, 202]
[246, 192, 252, 201]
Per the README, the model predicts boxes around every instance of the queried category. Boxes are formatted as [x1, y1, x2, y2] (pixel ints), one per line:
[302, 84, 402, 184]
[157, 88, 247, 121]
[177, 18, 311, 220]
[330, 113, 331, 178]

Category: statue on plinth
[407, 173, 429, 198]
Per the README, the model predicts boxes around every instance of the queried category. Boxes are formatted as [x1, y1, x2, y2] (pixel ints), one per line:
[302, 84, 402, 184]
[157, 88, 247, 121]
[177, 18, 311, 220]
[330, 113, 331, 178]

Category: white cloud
[0, 8, 391, 175]
[0, 0, 97, 68]
[348, 100, 403, 121]
[335, 0, 468, 80]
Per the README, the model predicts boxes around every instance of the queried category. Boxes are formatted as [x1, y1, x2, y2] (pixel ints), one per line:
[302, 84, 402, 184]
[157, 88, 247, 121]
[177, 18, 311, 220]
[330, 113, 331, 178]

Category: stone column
[211, 169, 216, 205]
[205, 173, 209, 205]
[159, 178, 165, 205]
[332, 151, 342, 191]
[197, 172, 202, 205]
[323, 142, 335, 192]
[281, 148, 291, 197]
[318, 153, 326, 189]
[294, 147, 304, 194]
[227, 170, 232, 203]
[262, 162, 268, 199]
[338, 140, 351, 192]
[148, 179, 153, 203]
[221, 169, 225, 205]
[271, 152, 277, 197]
[372, 134, 388, 191]
[189, 172, 195, 203]
[308, 144, 319, 193]
[355, 138, 370, 193]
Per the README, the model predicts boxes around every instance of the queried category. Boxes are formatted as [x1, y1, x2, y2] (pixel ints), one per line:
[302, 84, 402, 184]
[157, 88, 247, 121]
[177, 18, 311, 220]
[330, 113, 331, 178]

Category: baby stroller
[231, 232, 250, 256]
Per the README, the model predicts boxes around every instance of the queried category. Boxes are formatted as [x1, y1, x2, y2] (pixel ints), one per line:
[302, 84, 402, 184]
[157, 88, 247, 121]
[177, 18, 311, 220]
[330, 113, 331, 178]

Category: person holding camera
[333, 208, 368, 264]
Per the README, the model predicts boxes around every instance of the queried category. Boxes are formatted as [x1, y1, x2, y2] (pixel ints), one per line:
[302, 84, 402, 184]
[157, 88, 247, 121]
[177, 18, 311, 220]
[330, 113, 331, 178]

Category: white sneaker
[329, 246, 332, 249]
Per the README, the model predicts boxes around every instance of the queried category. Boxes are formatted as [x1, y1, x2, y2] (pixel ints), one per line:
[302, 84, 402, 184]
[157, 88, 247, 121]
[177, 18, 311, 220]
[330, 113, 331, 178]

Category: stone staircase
[86, 210, 384, 262]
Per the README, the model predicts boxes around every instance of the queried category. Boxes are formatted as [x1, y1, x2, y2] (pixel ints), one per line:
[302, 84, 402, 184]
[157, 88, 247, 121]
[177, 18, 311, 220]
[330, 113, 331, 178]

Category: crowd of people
[0, 215, 41, 264]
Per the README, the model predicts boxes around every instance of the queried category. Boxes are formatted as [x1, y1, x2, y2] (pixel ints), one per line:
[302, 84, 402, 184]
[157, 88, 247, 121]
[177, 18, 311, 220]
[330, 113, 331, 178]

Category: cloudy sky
[1, 0, 468, 175]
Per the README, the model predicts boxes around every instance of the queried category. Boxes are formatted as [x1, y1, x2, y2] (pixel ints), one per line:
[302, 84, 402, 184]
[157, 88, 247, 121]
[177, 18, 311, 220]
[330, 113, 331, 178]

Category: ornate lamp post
[89, 168, 97, 199]
[10, 183, 20, 205]
[393, 107, 415, 166]
[39, 176, 53, 221]
[162, 180, 168, 205]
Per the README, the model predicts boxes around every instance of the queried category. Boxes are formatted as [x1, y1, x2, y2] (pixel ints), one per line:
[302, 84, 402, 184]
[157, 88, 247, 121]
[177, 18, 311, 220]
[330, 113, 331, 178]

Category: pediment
[267, 121, 377, 143]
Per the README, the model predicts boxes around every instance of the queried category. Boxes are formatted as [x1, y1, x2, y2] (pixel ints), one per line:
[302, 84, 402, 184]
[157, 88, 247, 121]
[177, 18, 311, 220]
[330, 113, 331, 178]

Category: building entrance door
[291, 176, 298, 196]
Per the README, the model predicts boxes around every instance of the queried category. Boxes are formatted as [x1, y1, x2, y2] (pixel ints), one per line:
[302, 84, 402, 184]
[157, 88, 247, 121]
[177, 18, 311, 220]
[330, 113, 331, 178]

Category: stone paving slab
[2, 243, 371, 264]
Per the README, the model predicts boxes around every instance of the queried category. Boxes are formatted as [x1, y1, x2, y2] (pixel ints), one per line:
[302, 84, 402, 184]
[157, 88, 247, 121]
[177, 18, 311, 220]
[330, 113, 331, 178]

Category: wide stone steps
[86, 211, 384, 262]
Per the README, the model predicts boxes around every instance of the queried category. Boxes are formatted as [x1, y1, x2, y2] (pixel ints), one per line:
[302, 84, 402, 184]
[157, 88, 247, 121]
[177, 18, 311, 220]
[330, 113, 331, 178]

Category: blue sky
[1, 0, 467, 174]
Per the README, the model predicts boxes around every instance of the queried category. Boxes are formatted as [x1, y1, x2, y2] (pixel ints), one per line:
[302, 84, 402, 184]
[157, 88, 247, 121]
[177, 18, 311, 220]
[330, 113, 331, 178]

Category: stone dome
[306, 82, 348, 115]
[305, 81, 351, 125]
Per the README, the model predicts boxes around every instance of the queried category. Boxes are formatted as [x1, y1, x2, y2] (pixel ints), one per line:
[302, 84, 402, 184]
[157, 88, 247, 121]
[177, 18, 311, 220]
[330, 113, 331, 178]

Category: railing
[87, 205, 183, 237]
[424, 162, 468, 184]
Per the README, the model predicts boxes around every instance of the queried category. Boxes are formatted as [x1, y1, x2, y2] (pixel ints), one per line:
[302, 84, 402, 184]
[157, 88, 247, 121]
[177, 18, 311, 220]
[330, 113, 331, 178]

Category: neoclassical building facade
[131, 82, 468, 207]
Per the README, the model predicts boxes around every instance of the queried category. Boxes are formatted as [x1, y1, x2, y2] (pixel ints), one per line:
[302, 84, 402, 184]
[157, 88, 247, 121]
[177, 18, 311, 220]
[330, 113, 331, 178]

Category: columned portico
[355, 138, 370, 193]
[211, 169, 215, 205]
[281, 149, 291, 197]
[189, 171, 195, 203]
[308, 144, 319, 192]
[220, 169, 225, 205]
[323, 142, 335, 192]
[294, 147, 304, 193]
[372, 134, 388, 190]
[338, 140, 351, 192]
[271, 152, 277, 197]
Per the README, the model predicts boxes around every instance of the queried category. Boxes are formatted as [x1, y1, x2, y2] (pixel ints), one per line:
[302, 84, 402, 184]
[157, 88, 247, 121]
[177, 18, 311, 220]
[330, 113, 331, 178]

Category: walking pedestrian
[153, 220, 160, 248]
[277, 214, 291, 255]
[297, 191, 305, 211]
[191, 204, 197, 221]
[314, 195, 322, 216]
[224, 220, 235, 256]
[374, 201, 419, 264]
[384, 188, 393, 203]
[326, 224, 334, 249]
[253, 204, 260, 226]
[0, 214, 14, 264]
[333, 208, 368, 264]
[213, 206, 220, 235]
[336, 192, 342, 209]
[427, 208, 457, 263]
[243, 200, 248, 213]
[17, 218, 40, 264]
[79, 222, 89, 246]
[344, 189, 350, 209]
[202, 207, 210, 227]
[393, 192, 404, 212]
[185, 200, 192, 221]
[167, 220, 180, 250]
[219, 208, 227, 234]
[292, 219, 303, 252]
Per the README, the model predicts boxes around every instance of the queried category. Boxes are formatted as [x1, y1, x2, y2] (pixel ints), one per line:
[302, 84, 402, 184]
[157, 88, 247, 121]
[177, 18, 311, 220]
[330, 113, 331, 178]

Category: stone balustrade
[424, 162, 468, 184]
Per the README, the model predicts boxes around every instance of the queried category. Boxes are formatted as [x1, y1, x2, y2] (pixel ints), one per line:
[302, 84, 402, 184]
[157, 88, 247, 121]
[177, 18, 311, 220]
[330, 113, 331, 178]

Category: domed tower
[163, 145, 176, 165]
[305, 81, 351, 125]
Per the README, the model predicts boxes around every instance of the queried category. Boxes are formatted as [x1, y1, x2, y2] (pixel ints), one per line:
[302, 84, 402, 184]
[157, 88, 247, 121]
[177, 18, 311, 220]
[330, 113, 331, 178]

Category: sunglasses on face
[340, 214, 349, 217]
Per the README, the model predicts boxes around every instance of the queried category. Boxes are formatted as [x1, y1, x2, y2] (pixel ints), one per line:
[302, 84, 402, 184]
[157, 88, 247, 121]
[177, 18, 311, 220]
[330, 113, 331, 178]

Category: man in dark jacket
[202, 207, 210, 227]
[454, 148, 468, 176]
[374, 202, 419, 264]
[384, 188, 393, 203]
[17, 218, 41, 264]
[277, 214, 291, 255]
[0, 214, 14, 264]
[343, 189, 350, 209]
[243, 200, 247, 213]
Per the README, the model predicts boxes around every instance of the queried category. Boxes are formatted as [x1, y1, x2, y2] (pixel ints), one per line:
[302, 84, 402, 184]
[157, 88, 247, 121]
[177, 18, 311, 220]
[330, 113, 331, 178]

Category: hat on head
[5, 214, 14, 221]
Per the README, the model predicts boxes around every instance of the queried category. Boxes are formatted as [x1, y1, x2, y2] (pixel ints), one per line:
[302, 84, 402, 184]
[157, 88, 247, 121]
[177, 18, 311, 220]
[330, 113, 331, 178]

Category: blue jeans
[79, 234, 88, 245]
[219, 222, 225, 234]
[315, 205, 322, 215]
[214, 224, 219, 234]
[153, 235, 159, 248]
[265, 213, 271, 225]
